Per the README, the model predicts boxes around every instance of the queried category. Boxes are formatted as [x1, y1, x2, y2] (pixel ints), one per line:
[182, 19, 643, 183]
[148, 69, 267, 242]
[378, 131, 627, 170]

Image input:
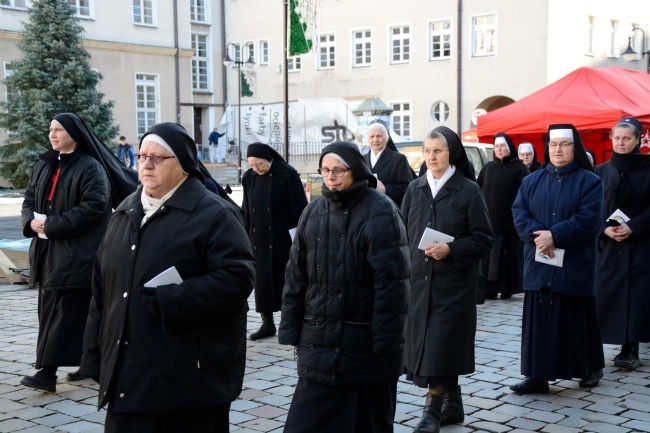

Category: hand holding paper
[418, 228, 454, 251]
[144, 266, 183, 288]
[33, 212, 47, 239]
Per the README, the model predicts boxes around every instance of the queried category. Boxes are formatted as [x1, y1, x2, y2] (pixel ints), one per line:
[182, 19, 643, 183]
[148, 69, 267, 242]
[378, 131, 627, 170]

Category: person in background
[401, 127, 493, 432]
[595, 117, 650, 371]
[209, 127, 225, 163]
[243, 143, 308, 340]
[511, 124, 605, 394]
[279, 141, 409, 433]
[477, 132, 528, 300]
[116, 136, 136, 168]
[21, 113, 137, 393]
[363, 121, 414, 207]
[80, 122, 255, 433]
[517, 142, 541, 173]
[585, 149, 596, 168]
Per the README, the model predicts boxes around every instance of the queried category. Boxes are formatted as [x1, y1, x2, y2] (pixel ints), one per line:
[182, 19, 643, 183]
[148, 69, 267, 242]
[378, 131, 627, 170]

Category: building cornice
[0, 30, 193, 58]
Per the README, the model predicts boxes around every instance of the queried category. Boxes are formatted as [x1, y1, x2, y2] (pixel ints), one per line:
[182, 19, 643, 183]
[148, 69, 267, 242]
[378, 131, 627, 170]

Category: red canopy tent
[477, 67, 650, 164]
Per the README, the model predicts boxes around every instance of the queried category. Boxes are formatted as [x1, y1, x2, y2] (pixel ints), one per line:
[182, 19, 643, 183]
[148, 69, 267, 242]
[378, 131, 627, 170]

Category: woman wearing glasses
[242, 143, 308, 340]
[279, 141, 410, 433]
[80, 122, 255, 432]
[511, 124, 605, 394]
[401, 127, 493, 432]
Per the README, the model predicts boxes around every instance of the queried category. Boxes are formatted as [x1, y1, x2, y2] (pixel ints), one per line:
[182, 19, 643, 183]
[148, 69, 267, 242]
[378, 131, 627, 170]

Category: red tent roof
[477, 67, 650, 138]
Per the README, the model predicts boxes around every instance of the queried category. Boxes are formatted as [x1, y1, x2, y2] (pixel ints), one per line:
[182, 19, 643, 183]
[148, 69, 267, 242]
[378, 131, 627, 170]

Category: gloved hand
[137, 286, 161, 318]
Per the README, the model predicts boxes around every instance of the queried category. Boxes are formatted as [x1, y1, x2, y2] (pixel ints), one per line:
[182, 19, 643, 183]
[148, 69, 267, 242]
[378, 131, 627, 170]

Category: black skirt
[105, 403, 230, 433]
[404, 368, 459, 388]
[36, 287, 92, 369]
[521, 288, 604, 381]
[284, 377, 397, 433]
[483, 233, 523, 296]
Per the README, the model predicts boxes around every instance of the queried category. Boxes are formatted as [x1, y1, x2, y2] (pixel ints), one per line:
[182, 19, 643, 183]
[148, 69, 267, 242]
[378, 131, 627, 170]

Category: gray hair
[366, 122, 388, 136]
[423, 130, 448, 148]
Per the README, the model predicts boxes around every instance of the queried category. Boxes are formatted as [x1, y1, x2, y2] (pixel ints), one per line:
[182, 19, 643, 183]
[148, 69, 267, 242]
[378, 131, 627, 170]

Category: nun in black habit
[477, 132, 529, 300]
[20, 113, 138, 393]
[517, 142, 541, 173]
[242, 143, 308, 340]
[595, 117, 650, 370]
[401, 127, 493, 432]
[511, 124, 605, 394]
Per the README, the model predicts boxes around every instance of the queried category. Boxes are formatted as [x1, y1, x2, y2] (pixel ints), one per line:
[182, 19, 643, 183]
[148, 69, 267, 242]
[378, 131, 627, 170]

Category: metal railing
[226, 140, 335, 163]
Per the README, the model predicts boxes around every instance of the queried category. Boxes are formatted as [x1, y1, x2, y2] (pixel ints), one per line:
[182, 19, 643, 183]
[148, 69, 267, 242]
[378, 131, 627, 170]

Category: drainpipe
[173, 0, 180, 122]
[221, 0, 228, 110]
[456, 0, 463, 134]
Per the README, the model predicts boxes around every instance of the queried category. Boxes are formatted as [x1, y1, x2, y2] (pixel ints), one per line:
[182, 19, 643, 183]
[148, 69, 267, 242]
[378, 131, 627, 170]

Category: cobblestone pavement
[1, 282, 649, 433]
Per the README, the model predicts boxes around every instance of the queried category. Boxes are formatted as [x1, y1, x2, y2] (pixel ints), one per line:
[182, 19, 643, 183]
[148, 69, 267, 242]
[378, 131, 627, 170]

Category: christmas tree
[289, 0, 313, 56]
[241, 72, 253, 98]
[0, 0, 118, 187]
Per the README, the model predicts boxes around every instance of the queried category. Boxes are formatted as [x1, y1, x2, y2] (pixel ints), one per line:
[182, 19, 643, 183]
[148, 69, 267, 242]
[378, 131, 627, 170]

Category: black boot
[579, 369, 603, 388]
[413, 392, 444, 433]
[249, 313, 276, 340]
[615, 343, 641, 370]
[20, 367, 57, 393]
[440, 385, 464, 426]
[613, 344, 630, 361]
[509, 377, 549, 395]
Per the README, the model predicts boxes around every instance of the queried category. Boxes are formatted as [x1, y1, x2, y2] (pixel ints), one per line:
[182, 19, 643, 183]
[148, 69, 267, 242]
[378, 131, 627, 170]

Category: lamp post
[223, 42, 255, 183]
[622, 27, 650, 74]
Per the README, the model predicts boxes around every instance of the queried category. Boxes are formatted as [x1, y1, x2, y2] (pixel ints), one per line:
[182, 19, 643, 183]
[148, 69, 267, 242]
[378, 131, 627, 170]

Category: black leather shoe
[249, 313, 276, 340]
[414, 392, 444, 433]
[615, 343, 641, 370]
[20, 370, 57, 393]
[484, 293, 498, 300]
[509, 377, 549, 395]
[65, 370, 90, 381]
[440, 385, 464, 427]
[579, 369, 603, 388]
[500, 293, 512, 300]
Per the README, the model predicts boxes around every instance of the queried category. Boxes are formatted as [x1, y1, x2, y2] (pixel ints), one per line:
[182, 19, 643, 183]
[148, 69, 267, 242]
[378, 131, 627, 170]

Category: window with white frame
[586, 16, 596, 55]
[318, 34, 335, 70]
[3, 62, 17, 104]
[430, 101, 449, 123]
[133, 0, 154, 26]
[608, 19, 619, 58]
[190, 0, 206, 22]
[430, 19, 451, 60]
[353, 29, 372, 67]
[390, 25, 410, 64]
[136, 73, 158, 136]
[1, 0, 27, 9]
[244, 41, 255, 63]
[259, 40, 269, 65]
[232, 43, 241, 61]
[390, 102, 411, 140]
[288, 56, 302, 72]
[68, 0, 91, 18]
[192, 34, 209, 91]
[472, 14, 496, 56]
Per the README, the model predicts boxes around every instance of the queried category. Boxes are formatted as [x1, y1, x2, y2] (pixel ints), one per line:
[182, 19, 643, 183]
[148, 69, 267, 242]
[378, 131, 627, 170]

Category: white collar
[370, 146, 387, 168]
[426, 165, 456, 199]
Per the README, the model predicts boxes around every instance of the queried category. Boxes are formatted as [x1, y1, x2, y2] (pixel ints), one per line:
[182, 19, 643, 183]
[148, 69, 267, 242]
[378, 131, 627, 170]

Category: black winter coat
[21, 149, 111, 290]
[80, 177, 255, 413]
[401, 171, 493, 376]
[279, 182, 410, 386]
[242, 160, 308, 312]
[364, 149, 414, 207]
[595, 161, 650, 344]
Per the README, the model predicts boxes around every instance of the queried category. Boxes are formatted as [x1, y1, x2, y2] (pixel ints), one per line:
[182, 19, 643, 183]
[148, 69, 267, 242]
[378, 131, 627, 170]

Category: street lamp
[622, 27, 650, 74]
[223, 42, 255, 183]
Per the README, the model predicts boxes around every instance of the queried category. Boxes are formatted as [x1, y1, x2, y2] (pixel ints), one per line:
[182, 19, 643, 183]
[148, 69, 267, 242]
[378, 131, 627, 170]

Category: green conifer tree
[0, 0, 118, 187]
[241, 72, 253, 98]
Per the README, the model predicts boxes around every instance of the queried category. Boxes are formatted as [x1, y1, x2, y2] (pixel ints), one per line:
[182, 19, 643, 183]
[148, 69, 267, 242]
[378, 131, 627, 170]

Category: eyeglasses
[250, 161, 268, 169]
[318, 167, 350, 177]
[134, 154, 177, 165]
[423, 148, 448, 156]
[548, 141, 573, 148]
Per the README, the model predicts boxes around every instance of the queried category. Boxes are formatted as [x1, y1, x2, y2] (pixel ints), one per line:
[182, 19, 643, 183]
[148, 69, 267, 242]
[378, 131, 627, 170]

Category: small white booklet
[534, 248, 565, 267]
[33, 212, 47, 239]
[289, 227, 297, 242]
[144, 266, 183, 288]
[607, 209, 630, 224]
[417, 228, 455, 251]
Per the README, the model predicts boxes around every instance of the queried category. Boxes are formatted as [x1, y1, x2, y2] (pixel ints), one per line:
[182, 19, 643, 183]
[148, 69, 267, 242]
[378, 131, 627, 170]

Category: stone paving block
[472, 409, 515, 423]
[244, 404, 287, 419]
[464, 396, 504, 410]
[272, 376, 297, 386]
[9, 406, 54, 420]
[582, 422, 632, 433]
[441, 426, 474, 433]
[499, 393, 535, 406]
[621, 420, 650, 432]
[523, 400, 562, 412]
[57, 421, 103, 432]
[231, 399, 262, 411]
[508, 418, 546, 431]
[1, 388, 42, 401]
[468, 420, 513, 432]
[584, 402, 628, 415]
[584, 412, 632, 425]
[520, 409, 565, 423]
[19, 393, 65, 406]
[0, 418, 36, 432]
[621, 409, 650, 422]
[228, 411, 256, 424]
[492, 403, 533, 417]
[58, 404, 96, 417]
[0, 398, 29, 412]
[13, 426, 60, 433]
[237, 418, 283, 432]
[247, 371, 286, 382]
[625, 391, 650, 404]
[79, 410, 106, 424]
[56, 389, 97, 402]
[239, 389, 269, 400]
[255, 394, 292, 407]
[541, 424, 582, 433]
[32, 414, 77, 428]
